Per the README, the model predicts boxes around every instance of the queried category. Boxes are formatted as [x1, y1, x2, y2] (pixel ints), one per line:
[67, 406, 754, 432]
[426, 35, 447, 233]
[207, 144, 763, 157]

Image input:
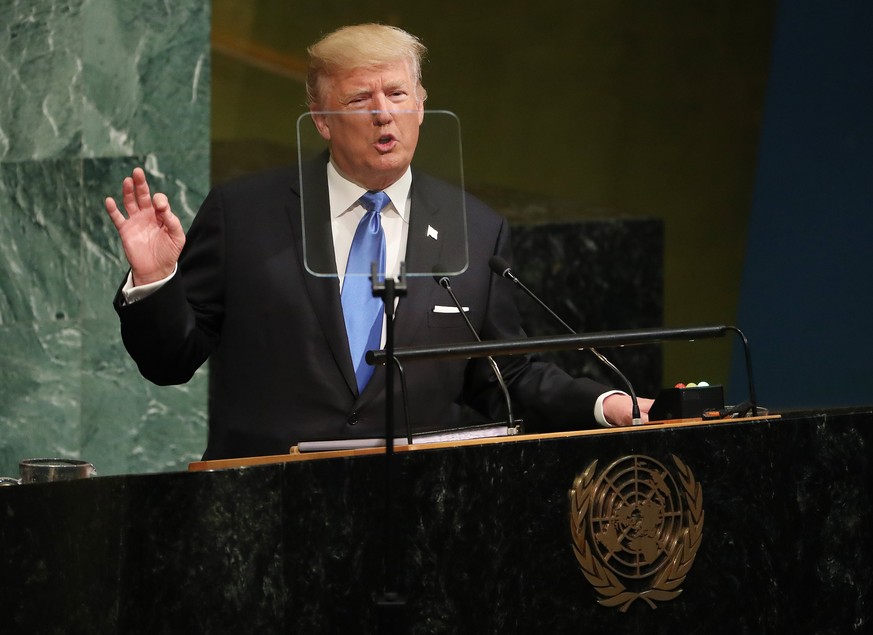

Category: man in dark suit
[105, 24, 652, 460]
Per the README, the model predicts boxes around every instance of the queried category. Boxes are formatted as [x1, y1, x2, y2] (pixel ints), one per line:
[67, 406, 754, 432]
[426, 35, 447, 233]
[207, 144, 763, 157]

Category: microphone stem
[392, 356, 413, 444]
[440, 279, 515, 427]
[507, 273, 641, 425]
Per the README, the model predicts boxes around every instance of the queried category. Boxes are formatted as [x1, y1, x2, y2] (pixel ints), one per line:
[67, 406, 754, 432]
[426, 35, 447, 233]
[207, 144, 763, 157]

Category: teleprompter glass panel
[296, 110, 468, 279]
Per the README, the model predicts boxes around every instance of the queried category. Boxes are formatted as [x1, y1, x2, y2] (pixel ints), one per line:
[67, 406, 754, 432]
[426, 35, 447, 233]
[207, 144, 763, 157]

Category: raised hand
[105, 167, 186, 286]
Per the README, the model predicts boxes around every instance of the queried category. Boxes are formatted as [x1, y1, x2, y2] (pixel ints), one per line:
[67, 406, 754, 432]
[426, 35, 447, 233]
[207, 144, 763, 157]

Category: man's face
[311, 59, 425, 191]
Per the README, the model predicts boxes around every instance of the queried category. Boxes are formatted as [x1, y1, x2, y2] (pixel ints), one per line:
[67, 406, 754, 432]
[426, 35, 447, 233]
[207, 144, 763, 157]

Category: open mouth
[375, 134, 396, 151]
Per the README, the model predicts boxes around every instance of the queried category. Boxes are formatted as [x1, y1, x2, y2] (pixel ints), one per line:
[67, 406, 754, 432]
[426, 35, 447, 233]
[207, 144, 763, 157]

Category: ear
[310, 108, 331, 141]
[415, 83, 427, 125]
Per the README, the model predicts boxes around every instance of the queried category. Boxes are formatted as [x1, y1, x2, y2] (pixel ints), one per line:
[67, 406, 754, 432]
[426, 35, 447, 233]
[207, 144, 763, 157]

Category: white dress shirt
[326, 160, 411, 291]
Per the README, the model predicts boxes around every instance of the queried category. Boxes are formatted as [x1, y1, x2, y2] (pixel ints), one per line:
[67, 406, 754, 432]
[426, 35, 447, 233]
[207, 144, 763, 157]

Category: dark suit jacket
[115, 157, 612, 460]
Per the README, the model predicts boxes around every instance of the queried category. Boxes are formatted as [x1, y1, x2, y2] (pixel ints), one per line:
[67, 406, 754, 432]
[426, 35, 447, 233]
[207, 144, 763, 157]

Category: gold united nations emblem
[568, 454, 704, 612]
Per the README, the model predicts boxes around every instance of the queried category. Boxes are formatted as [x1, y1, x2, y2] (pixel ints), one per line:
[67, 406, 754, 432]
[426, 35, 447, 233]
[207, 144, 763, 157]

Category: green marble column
[0, 0, 210, 475]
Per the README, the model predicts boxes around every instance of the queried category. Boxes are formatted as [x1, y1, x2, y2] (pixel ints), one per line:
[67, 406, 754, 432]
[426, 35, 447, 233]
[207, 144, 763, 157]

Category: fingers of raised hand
[104, 196, 126, 230]
[152, 192, 171, 214]
[124, 167, 154, 215]
[120, 174, 139, 216]
[152, 193, 185, 245]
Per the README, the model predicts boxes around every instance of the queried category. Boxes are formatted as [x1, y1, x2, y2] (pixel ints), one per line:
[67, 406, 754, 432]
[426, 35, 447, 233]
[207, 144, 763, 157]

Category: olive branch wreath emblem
[568, 454, 704, 612]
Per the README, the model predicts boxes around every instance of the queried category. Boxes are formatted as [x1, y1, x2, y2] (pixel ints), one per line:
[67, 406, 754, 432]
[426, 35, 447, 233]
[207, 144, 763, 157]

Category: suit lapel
[393, 170, 463, 347]
[288, 155, 359, 397]
[360, 170, 461, 405]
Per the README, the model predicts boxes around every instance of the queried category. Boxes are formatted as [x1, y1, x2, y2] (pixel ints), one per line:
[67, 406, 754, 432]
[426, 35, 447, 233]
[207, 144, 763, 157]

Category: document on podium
[297, 422, 521, 453]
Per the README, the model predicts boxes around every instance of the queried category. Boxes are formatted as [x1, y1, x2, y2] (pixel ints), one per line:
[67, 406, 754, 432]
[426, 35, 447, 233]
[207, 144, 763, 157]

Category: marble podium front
[1, 408, 871, 634]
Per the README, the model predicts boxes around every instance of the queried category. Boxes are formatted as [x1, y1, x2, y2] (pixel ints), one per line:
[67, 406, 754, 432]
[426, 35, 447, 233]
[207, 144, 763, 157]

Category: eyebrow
[382, 80, 409, 92]
[338, 82, 411, 106]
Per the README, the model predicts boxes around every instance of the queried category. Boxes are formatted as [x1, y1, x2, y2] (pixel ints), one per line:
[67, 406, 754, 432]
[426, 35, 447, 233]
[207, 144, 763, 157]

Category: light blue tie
[341, 191, 389, 392]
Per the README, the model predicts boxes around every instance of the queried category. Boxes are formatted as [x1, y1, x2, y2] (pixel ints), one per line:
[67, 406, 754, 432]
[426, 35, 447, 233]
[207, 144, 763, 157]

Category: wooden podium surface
[187, 414, 775, 471]
[1, 407, 871, 633]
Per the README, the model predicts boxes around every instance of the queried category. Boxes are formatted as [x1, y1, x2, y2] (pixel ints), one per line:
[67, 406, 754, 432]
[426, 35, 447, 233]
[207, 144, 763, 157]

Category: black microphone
[436, 276, 518, 429]
[488, 255, 642, 426]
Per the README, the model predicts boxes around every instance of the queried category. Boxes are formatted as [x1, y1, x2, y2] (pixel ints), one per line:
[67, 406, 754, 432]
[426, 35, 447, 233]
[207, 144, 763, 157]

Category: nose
[371, 93, 394, 125]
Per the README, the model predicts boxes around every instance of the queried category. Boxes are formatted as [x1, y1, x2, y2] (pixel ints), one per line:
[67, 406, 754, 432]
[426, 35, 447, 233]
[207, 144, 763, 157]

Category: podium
[1, 408, 872, 633]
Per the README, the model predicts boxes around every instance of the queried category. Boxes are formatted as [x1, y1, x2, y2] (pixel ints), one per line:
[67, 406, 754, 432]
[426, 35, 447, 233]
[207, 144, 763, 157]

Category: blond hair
[306, 23, 428, 107]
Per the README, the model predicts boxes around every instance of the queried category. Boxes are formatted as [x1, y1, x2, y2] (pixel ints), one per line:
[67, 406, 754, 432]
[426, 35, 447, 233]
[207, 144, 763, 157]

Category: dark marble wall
[0, 1, 211, 476]
[1, 409, 870, 633]
[511, 219, 664, 397]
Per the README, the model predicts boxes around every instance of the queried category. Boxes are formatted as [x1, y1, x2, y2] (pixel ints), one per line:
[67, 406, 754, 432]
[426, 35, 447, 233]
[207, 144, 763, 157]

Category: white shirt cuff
[594, 390, 627, 427]
[120, 265, 177, 305]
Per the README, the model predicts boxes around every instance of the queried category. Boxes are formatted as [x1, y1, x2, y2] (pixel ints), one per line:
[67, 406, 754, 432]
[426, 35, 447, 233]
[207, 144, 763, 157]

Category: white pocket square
[433, 305, 469, 313]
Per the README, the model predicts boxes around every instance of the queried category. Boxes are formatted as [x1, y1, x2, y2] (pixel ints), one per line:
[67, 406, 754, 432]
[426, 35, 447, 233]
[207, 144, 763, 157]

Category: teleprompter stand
[370, 261, 408, 633]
